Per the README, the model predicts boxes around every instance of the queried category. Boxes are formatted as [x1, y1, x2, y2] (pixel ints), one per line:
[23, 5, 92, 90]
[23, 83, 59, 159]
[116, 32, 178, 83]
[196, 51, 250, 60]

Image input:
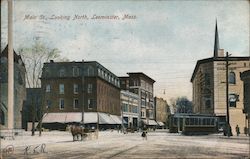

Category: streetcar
[168, 113, 218, 135]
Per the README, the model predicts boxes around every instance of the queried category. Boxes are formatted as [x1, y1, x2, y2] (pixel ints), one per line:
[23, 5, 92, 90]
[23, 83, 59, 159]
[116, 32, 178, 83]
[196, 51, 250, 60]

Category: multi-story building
[154, 97, 170, 127]
[191, 22, 250, 135]
[240, 70, 250, 130]
[120, 90, 139, 129]
[40, 60, 121, 128]
[0, 45, 26, 129]
[119, 72, 156, 128]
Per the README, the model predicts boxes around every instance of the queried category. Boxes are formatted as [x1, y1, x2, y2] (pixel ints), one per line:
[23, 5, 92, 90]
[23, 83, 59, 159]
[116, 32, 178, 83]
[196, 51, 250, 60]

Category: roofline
[127, 72, 155, 83]
[43, 60, 119, 78]
[190, 56, 250, 82]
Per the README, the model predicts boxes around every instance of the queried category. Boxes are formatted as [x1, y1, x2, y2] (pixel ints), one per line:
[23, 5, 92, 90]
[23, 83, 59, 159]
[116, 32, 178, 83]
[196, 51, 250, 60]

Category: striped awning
[143, 119, 158, 126]
[42, 112, 121, 124]
[157, 121, 165, 126]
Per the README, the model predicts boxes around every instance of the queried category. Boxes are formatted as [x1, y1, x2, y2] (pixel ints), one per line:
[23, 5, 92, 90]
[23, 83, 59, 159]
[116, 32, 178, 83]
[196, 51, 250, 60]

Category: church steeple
[214, 19, 220, 57]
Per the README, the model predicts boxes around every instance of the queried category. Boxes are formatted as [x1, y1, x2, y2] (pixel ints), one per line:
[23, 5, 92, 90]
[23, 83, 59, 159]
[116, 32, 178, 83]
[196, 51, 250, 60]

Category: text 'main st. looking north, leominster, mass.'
[23, 14, 137, 21]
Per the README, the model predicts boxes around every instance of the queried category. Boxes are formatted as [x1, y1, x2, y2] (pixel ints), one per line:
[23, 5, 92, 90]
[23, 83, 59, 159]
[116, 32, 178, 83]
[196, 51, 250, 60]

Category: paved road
[2, 130, 250, 159]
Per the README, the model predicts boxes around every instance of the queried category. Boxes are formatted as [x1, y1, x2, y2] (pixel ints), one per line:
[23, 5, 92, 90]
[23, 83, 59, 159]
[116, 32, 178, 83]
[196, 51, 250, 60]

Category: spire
[214, 19, 220, 57]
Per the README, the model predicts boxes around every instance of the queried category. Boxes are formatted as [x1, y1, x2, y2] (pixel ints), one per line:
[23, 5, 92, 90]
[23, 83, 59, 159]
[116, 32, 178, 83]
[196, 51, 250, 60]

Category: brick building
[40, 60, 121, 129]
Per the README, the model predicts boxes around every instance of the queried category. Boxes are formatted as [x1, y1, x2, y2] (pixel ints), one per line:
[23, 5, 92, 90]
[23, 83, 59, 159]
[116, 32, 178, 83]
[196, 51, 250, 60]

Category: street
[1, 130, 249, 159]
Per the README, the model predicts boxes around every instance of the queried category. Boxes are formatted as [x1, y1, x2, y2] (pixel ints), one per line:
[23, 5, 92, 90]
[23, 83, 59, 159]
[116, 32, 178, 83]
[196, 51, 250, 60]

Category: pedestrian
[244, 127, 248, 136]
[141, 131, 147, 140]
[235, 125, 240, 136]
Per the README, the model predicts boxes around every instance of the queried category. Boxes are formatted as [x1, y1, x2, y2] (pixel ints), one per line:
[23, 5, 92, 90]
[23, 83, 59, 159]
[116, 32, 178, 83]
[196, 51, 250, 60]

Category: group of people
[235, 125, 249, 136]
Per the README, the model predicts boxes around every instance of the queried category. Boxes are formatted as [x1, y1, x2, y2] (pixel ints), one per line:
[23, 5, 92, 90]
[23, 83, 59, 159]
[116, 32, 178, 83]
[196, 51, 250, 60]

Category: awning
[143, 119, 158, 126]
[157, 121, 165, 126]
[42, 112, 122, 124]
[42, 112, 98, 124]
[110, 115, 122, 124]
[98, 113, 116, 124]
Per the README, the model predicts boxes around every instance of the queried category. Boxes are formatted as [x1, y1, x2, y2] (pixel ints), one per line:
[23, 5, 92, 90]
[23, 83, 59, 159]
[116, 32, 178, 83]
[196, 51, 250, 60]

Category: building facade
[0, 46, 26, 129]
[191, 22, 250, 135]
[240, 70, 250, 129]
[120, 90, 139, 129]
[119, 73, 156, 128]
[154, 97, 170, 127]
[40, 60, 121, 125]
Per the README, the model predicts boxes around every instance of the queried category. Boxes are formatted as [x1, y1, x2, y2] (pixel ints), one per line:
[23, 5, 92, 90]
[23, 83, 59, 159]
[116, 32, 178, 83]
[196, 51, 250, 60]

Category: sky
[1, 0, 249, 102]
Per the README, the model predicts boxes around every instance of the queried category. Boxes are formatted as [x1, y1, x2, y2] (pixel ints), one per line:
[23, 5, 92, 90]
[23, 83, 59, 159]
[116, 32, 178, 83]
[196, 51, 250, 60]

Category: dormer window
[73, 67, 79, 77]
[59, 68, 65, 77]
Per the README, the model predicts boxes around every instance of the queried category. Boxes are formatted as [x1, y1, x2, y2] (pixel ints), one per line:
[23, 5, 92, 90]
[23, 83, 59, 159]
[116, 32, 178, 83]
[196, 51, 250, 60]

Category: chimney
[217, 49, 224, 57]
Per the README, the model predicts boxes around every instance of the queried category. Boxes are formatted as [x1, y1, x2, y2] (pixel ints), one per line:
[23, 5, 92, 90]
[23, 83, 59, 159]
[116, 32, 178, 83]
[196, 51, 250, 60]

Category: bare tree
[18, 41, 67, 136]
[18, 41, 63, 88]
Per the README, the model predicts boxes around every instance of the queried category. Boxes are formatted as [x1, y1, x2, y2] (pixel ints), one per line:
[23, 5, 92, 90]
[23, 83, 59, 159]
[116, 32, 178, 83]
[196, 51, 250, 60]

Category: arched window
[229, 72, 236, 84]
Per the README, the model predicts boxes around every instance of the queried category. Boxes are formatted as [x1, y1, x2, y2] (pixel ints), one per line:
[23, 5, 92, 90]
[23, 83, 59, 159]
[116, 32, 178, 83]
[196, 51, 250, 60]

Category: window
[141, 99, 146, 107]
[73, 67, 79, 77]
[132, 106, 138, 113]
[88, 99, 95, 109]
[59, 69, 65, 77]
[122, 103, 128, 112]
[98, 68, 101, 76]
[229, 94, 238, 107]
[87, 66, 94, 76]
[87, 84, 93, 93]
[46, 84, 51, 92]
[73, 98, 79, 109]
[204, 73, 211, 86]
[59, 98, 64, 110]
[229, 72, 236, 84]
[73, 84, 79, 94]
[59, 84, 64, 94]
[149, 110, 153, 118]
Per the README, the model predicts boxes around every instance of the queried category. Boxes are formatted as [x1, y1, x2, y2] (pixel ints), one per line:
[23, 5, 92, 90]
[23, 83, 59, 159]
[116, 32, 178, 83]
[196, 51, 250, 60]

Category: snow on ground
[1, 129, 249, 159]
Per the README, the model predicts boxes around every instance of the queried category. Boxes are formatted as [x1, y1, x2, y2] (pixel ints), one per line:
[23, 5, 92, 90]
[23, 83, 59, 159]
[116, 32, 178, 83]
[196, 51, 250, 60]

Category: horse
[70, 125, 88, 141]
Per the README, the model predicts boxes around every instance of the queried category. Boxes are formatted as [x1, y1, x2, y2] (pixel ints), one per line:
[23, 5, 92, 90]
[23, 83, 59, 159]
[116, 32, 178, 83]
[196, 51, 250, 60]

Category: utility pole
[81, 62, 85, 127]
[8, 0, 14, 130]
[226, 52, 232, 137]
